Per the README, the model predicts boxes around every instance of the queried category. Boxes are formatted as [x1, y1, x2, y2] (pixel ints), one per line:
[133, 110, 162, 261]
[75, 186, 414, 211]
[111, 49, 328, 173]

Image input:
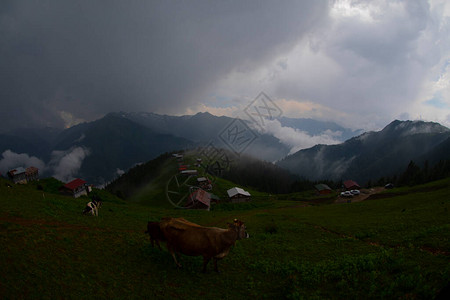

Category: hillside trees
[220, 155, 292, 194]
[220, 154, 339, 194]
[385, 159, 450, 187]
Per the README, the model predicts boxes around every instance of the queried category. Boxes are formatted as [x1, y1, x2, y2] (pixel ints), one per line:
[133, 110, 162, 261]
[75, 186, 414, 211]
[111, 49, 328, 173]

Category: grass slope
[0, 177, 449, 299]
[126, 153, 269, 208]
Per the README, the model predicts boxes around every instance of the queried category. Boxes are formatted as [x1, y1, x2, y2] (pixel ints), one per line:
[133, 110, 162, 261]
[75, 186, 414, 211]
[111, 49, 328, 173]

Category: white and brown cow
[82, 199, 102, 216]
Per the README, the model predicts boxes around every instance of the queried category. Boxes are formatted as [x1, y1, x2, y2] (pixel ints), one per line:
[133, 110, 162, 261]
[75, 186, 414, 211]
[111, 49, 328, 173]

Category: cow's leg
[202, 256, 211, 273]
[213, 258, 220, 273]
[172, 252, 182, 268]
[168, 246, 182, 268]
[155, 240, 162, 250]
[150, 238, 155, 248]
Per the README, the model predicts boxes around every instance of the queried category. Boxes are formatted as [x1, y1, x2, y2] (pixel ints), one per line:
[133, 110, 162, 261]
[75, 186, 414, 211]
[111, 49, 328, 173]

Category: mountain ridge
[276, 120, 450, 184]
[53, 114, 194, 184]
[2, 113, 450, 187]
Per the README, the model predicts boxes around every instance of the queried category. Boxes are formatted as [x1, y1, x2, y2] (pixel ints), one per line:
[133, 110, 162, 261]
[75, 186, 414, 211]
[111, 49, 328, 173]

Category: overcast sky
[1, 0, 450, 132]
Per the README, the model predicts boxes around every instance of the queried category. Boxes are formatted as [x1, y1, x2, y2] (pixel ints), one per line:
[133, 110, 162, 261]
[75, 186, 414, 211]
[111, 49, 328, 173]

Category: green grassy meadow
[0, 177, 449, 299]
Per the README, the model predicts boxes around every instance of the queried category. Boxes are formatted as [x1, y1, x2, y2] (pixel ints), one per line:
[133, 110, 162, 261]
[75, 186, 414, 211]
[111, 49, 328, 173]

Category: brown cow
[145, 221, 166, 250]
[159, 217, 249, 272]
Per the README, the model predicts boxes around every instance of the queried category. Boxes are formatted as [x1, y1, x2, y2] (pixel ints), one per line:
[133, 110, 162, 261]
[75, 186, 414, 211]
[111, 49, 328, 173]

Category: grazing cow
[82, 199, 102, 216]
[145, 221, 166, 250]
[159, 217, 249, 272]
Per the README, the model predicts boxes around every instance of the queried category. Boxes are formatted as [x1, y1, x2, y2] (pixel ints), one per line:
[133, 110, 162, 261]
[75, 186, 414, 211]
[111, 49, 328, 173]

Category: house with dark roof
[59, 178, 88, 198]
[343, 180, 360, 191]
[314, 183, 332, 195]
[197, 177, 212, 190]
[181, 170, 198, 176]
[8, 166, 39, 184]
[8, 167, 27, 184]
[25, 167, 39, 182]
[186, 188, 211, 210]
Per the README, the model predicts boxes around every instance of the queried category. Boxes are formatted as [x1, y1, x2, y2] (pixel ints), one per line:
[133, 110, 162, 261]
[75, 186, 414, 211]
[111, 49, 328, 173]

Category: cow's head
[229, 219, 249, 239]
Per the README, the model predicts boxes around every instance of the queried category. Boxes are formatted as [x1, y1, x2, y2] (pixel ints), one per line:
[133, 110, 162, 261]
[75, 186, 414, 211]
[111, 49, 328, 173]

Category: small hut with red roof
[59, 178, 88, 198]
[186, 188, 211, 210]
[343, 180, 360, 191]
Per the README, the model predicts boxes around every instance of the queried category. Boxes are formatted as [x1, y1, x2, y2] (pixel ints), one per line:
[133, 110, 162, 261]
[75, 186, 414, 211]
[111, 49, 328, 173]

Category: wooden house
[197, 177, 212, 190]
[227, 187, 251, 203]
[8, 166, 39, 184]
[196, 158, 202, 167]
[210, 193, 220, 204]
[25, 167, 39, 182]
[181, 170, 198, 176]
[173, 154, 184, 162]
[59, 178, 88, 198]
[8, 167, 27, 184]
[315, 183, 332, 195]
[343, 180, 360, 191]
[186, 188, 211, 210]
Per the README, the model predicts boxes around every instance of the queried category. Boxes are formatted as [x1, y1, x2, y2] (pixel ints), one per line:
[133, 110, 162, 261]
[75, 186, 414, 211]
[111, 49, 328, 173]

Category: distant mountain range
[119, 111, 361, 161]
[123, 112, 361, 143]
[52, 114, 194, 184]
[3, 111, 449, 187]
[277, 120, 450, 184]
[0, 112, 360, 184]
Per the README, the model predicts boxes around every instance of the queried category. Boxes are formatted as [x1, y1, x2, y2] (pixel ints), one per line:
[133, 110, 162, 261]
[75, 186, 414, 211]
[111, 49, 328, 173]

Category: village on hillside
[4, 166, 93, 199]
[3, 155, 388, 209]
[2, 148, 395, 210]
[170, 153, 252, 211]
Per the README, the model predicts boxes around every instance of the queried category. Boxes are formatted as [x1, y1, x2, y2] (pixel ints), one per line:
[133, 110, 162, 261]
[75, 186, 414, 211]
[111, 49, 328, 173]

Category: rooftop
[227, 187, 251, 198]
[63, 178, 87, 190]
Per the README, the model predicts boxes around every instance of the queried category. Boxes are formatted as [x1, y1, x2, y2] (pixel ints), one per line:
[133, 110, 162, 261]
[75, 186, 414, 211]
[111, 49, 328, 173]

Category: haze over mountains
[1, 112, 449, 186]
[119, 111, 361, 159]
[277, 120, 450, 184]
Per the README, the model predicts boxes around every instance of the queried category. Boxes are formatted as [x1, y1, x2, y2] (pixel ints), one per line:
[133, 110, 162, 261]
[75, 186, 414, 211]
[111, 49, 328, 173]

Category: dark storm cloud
[0, 0, 328, 131]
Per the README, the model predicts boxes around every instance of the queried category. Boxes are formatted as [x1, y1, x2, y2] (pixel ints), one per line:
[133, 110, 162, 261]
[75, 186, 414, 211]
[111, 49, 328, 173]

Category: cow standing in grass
[83, 198, 102, 216]
[159, 217, 249, 273]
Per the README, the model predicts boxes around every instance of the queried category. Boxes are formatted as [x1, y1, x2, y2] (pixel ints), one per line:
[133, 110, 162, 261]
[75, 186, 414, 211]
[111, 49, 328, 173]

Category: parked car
[385, 183, 394, 189]
[340, 191, 353, 197]
[350, 189, 360, 195]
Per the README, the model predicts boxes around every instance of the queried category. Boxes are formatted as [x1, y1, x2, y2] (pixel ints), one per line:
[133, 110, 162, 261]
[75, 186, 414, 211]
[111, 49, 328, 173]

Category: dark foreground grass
[0, 177, 449, 299]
